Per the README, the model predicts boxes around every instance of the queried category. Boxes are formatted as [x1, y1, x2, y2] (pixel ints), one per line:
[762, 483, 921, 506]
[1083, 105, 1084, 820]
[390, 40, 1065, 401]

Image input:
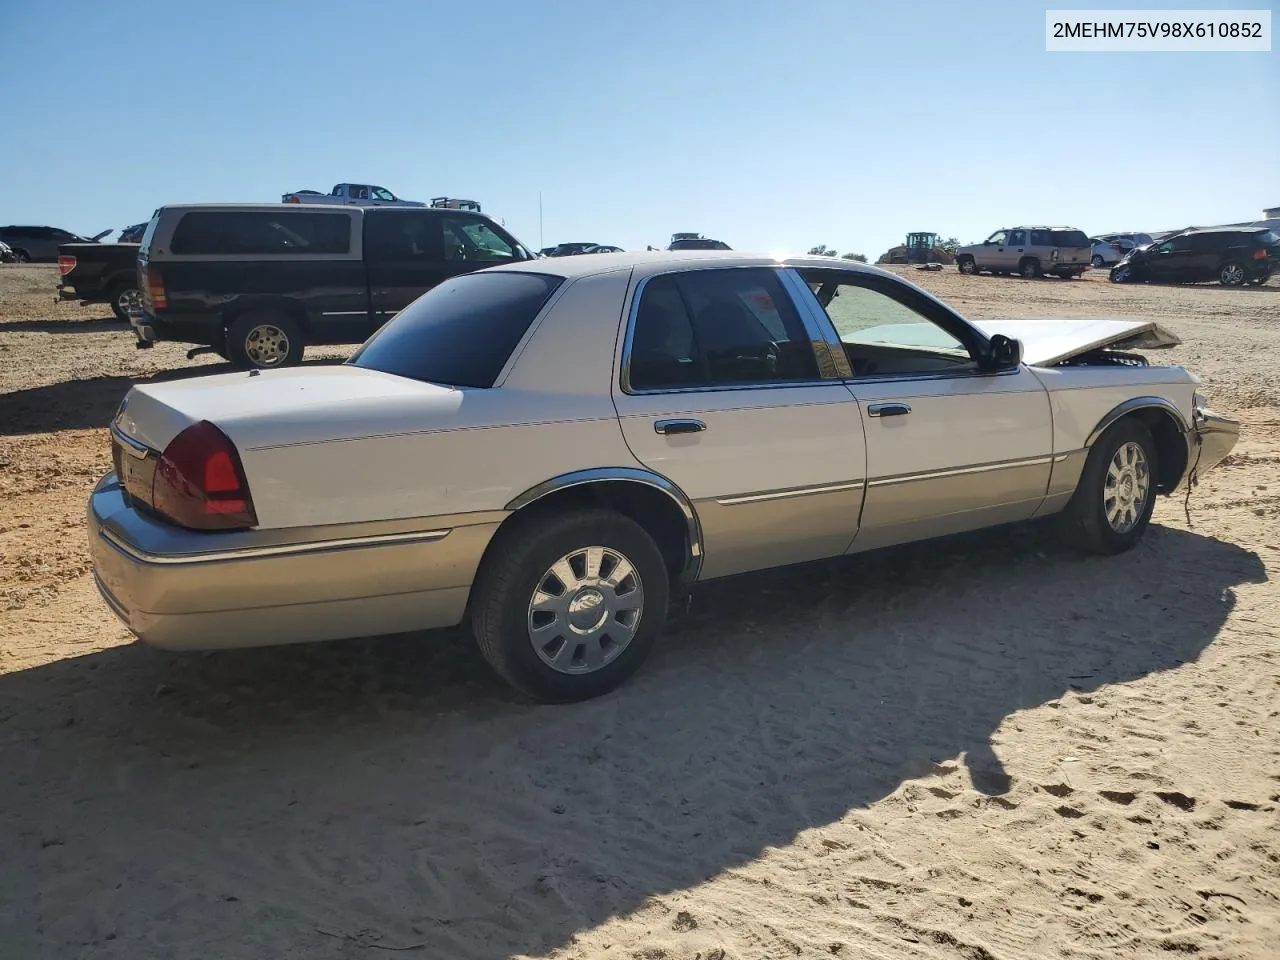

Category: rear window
[349, 271, 563, 388]
[1049, 230, 1089, 247]
[170, 211, 351, 255]
[1254, 230, 1279, 246]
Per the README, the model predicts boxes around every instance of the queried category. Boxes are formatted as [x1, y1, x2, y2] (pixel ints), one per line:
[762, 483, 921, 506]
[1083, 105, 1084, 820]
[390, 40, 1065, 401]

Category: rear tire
[1058, 418, 1158, 555]
[109, 283, 143, 323]
[1020, 258, 1042, 279]
[1219, 262, 1246, 286]
[225, 311, 304, 369]
[13, 249, 30, 263]
[470, 507, 670, 703]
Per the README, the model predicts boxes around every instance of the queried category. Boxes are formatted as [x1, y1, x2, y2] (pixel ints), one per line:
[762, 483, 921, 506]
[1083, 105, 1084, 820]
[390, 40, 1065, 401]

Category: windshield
[349, 271, 563, 387]
[373, 187, 396, 201]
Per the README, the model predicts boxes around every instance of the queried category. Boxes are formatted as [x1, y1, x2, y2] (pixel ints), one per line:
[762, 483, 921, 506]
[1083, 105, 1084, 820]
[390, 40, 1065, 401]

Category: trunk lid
[112, 365, 467, 454]
[970, 317, 1181, 366]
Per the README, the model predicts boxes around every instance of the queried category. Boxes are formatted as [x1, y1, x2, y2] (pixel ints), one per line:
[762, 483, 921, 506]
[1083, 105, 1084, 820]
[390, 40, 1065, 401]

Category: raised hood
[115, 365, 465, 453]
[969, 317, 1181, 366]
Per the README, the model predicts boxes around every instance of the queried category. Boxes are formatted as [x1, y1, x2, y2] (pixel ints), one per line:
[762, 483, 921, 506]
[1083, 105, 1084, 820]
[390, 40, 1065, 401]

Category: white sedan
[89, 252, 1239, 702]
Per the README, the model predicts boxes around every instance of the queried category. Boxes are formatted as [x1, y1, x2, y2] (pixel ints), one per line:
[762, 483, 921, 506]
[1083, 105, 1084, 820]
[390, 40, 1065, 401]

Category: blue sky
[2, 0, 1275, 257]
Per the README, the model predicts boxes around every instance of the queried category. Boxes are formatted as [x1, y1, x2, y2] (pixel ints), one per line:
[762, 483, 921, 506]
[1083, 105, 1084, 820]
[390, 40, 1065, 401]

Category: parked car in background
[57, 240, 142, 320]
[584, 244, 624, 254]
[1090, 236, 1137, 267]
[429, 197, 482, 212]
[0, 240, 15, 263]
[0, 225, 112, 262]
[91, 251, 1237, 703]
[1110, 227, 1278, 286]
[667, 233, 731, 250]
[955, 226, 1092, 279]
[281, 183, 426, 207]
[132, 203, 535, 368]
[118, 222, 149, 243]
[545, 242, 602, 257]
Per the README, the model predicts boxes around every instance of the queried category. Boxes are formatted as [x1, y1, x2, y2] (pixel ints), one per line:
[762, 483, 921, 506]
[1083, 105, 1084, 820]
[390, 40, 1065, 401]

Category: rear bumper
[88, 473, 500, 651]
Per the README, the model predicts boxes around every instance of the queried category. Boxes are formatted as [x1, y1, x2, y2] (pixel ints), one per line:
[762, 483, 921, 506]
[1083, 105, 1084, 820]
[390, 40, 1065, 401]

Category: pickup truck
[281, 183, 426, 207]
[57, 241, 142, 320]
[132, 203, 536, 369]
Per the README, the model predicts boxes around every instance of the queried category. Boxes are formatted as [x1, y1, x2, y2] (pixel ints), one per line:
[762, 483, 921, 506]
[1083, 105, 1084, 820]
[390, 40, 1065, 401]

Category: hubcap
[527, 546, 644, 675]
[1221, 264, 1244, 285]
[1104, 441, 1150, 534]
[244, 324, 290, 366]
[117, 287, 143, 318]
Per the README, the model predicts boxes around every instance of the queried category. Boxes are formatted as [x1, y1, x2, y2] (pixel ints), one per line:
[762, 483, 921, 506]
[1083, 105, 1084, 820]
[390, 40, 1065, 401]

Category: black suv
[1111, 228, 1278, 286]
[135, 204, 536, 368]
[0, 225, 110, 262]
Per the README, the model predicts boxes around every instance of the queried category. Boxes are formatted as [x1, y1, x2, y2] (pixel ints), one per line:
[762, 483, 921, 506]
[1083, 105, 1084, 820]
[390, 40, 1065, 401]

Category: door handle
[867, 402, 911, 418]
[654, 418, 707, 435]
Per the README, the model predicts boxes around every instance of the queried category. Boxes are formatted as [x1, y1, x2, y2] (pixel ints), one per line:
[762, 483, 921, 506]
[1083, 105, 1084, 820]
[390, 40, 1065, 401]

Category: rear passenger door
[611, 266, 866, 580]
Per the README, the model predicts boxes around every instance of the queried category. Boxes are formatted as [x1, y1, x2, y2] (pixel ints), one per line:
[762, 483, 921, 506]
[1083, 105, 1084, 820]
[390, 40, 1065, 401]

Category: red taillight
[141, 263, 167, 309]
[58, 255, 76, 275]
[286, 195, 301, 203]
[1253, 249, 1267, 260]
[152, 421, 257, 530]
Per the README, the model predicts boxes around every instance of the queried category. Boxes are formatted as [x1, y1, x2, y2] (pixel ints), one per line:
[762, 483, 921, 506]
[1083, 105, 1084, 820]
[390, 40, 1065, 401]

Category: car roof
[491, 249, 895, 281]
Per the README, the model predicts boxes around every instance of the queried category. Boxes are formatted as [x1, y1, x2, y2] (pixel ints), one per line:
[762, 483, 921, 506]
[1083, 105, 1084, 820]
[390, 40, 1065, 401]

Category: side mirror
[982, 239, 993, 246]
[986, 333, 1023, 370]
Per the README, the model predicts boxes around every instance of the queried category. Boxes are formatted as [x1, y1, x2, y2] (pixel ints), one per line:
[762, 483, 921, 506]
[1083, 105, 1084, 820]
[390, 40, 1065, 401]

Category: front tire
[225, 311, 304, 369]
[1058, 418, 1157, 555]
[957, 257, 979, 275]
[13, 249, 30, 263]
[470, 508, 670, 703]
[1091, 254, 1105, 267]
[1110, 264, 1132, 283]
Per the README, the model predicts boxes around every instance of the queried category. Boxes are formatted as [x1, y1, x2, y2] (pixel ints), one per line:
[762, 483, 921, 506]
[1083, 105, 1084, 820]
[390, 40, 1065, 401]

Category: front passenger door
[791, 267, 1054, 553]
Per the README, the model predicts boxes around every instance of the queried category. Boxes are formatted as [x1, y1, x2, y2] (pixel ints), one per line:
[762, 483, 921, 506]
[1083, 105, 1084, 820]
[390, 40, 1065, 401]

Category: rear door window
[170, 211, 352, 255]
[1008, 229, 1028, 246]
[627, 267, 819, 390]
[349, 271, 563, 387]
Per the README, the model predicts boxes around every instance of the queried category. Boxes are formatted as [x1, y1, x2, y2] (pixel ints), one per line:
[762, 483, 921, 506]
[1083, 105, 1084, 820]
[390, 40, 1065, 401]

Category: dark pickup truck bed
[57, 242, 141, 321]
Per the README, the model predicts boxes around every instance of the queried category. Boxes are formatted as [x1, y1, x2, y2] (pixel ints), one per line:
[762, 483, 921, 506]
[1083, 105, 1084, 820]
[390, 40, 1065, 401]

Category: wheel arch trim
[1084, 396, 1190, 449]
[505, 468, 704, 583]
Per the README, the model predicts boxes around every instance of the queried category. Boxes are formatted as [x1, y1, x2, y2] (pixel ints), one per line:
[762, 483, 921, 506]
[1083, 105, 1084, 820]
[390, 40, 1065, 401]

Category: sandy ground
[1, 263, 1277, 960]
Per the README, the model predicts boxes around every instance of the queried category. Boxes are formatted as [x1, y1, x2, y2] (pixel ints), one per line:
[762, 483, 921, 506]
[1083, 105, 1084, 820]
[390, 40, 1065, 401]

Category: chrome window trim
[617, 265, 836, 396]
[505, 467, 704, 583]
[1084, 396, 1190, 448]
[99, 525, 452, 566]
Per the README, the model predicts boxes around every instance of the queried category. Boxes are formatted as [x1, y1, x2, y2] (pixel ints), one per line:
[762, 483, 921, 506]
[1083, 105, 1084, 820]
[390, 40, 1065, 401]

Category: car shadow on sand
[0, 358, 346, 435]
[0, 522, 1266, 958]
